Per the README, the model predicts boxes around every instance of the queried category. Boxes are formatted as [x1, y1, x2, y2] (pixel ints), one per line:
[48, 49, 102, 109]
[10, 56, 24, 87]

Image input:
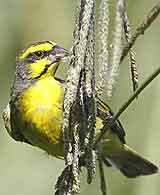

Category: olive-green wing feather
[96, 97, 126, 144]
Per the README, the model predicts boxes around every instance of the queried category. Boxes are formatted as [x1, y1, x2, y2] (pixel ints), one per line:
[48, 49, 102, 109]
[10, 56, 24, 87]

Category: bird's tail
[102, 144, 158, 178]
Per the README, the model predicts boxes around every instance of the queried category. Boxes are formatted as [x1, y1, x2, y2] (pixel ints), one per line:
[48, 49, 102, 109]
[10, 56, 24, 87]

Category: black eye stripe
[27, 50, 48, 59]
[34, 51, 44, 57]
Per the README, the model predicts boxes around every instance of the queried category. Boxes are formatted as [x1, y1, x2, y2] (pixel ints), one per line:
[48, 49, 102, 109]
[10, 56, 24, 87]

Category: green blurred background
[0, 0, 160, 194]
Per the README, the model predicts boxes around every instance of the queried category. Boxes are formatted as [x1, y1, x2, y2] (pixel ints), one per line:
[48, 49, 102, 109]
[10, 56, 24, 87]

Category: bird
[2, 41, 158, 178]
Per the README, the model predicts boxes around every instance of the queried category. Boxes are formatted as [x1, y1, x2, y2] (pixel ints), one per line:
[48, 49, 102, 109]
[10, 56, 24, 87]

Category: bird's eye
[34, 51, 45, 58]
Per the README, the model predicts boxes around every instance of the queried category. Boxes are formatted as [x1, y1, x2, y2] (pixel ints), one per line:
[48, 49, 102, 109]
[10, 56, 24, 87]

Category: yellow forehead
[20, 41, 56, 60]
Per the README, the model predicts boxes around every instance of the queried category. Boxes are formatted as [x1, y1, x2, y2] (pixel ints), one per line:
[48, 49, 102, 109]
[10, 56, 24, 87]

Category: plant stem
[120, 1, 160, 63]
[98, 156, 107, 195]
[95, 65, 160, 146]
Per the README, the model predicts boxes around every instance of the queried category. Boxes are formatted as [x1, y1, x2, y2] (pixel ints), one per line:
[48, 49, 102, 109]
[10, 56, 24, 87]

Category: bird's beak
[48, 45, 69, 63]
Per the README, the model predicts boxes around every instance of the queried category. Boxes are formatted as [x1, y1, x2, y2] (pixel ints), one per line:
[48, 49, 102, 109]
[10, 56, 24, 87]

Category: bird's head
[16, 41, 69, 80]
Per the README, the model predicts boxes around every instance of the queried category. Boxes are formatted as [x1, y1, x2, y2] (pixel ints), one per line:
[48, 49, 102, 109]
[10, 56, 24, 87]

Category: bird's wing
[3, 104, 32, 144]
[96, 97, 126, 144]
[2, 104, 12, 134]
[55, 77, 126, 143]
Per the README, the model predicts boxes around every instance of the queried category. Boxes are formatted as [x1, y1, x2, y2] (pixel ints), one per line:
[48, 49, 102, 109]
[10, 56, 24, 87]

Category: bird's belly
[17, 78, 65, 158]
[20, 106, 64, 158]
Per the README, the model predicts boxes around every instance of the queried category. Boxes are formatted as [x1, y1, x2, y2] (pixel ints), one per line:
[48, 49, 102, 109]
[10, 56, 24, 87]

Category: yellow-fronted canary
[3, 41, 158, 178]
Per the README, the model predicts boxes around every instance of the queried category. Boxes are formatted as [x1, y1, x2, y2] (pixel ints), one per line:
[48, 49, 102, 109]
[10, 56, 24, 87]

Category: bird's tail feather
[103, 144, 158, 178]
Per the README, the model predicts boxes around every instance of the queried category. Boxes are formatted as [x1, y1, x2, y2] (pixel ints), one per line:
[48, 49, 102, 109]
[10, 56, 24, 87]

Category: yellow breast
[19, 76, 64, 157]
